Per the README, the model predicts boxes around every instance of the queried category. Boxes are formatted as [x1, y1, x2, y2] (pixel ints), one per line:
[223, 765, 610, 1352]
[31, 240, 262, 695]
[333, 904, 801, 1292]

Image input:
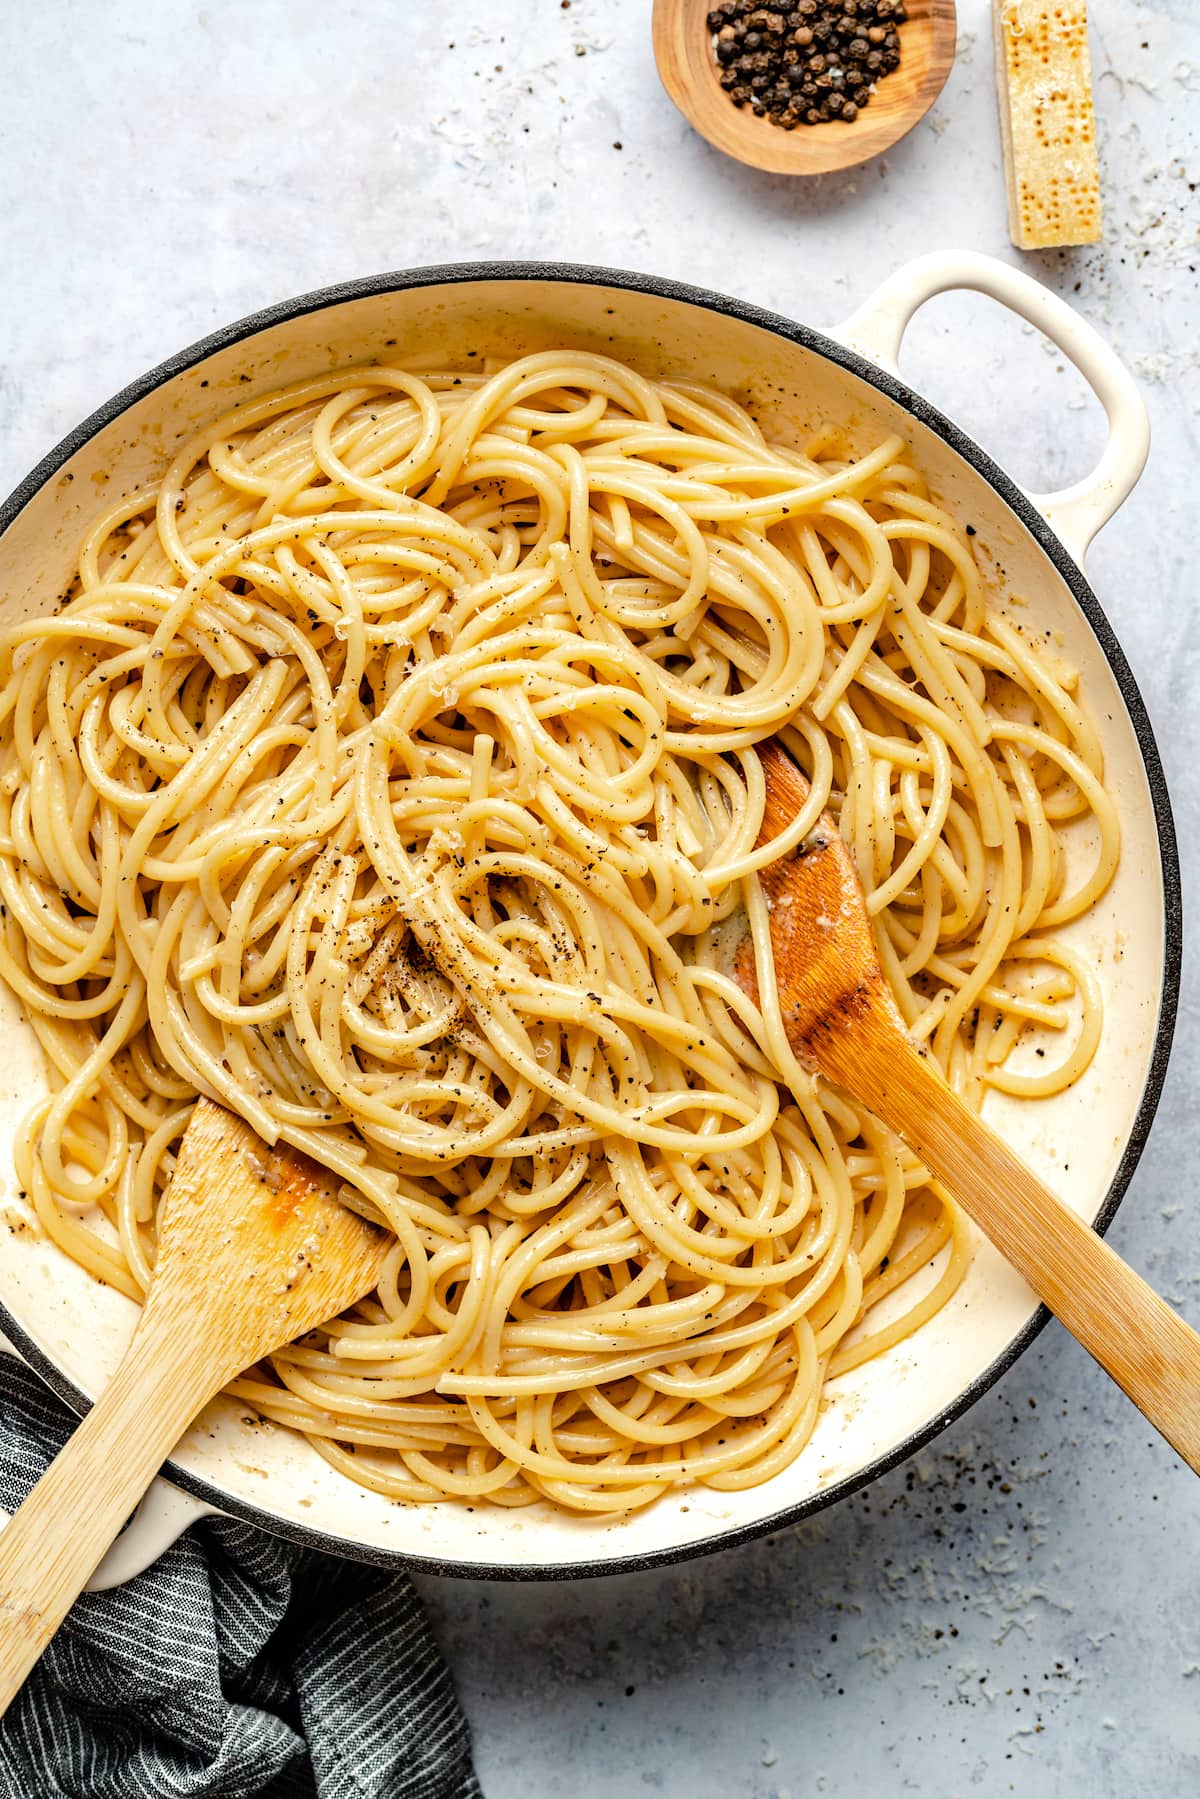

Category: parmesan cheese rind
[993, 0, 1102, 250]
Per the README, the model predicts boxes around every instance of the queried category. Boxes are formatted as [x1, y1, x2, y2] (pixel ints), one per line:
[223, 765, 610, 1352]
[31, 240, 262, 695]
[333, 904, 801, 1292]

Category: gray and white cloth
[0, 1357, 482, 1799]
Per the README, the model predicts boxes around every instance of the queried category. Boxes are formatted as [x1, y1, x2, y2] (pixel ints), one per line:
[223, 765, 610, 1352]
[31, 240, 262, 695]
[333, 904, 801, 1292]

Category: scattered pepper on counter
[707, 0, 907, 128]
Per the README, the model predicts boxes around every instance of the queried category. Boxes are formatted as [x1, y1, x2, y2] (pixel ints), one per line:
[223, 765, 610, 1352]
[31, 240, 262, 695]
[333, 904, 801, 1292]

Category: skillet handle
[0, 1345, 219, 1589]
[84, 1479, 221, 1591]
[832, 250, 1150, 565]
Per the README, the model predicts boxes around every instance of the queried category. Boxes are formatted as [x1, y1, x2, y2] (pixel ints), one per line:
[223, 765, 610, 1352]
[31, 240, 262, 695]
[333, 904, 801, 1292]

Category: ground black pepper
[708, 0, 905, 127]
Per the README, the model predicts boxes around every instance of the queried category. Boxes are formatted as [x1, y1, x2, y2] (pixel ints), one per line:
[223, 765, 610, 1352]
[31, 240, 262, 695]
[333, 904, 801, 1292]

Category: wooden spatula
[737, 741, 1200, 1474]
[0, 1097, 387, 1712]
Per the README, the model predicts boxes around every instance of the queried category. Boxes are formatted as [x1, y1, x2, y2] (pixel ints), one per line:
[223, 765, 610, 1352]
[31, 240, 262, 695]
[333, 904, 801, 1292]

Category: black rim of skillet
[0, 262, 1183, 1582]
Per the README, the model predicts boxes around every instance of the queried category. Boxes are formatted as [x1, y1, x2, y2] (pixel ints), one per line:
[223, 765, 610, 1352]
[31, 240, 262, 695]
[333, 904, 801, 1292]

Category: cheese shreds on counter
[993, 0, 1102, 250]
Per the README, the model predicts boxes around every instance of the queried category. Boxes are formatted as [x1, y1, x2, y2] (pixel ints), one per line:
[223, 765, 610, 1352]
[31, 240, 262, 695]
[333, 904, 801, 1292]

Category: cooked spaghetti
[0, 352, 1116, 1512]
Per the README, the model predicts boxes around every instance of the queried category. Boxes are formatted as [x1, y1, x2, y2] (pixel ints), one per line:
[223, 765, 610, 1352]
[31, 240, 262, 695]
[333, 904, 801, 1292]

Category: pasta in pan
[0, 351, 1115, 1512]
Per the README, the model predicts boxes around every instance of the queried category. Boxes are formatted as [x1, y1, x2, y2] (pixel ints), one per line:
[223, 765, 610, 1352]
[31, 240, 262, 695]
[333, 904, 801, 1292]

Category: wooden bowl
[652, 0, 957, 176]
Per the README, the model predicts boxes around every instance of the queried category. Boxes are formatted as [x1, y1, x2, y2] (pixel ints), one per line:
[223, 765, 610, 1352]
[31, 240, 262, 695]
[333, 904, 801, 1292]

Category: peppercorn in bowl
[712, 0, 908, 131]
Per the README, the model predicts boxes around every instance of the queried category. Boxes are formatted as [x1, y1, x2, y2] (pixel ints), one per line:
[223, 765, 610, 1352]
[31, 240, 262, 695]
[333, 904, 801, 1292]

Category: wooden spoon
[652, 0, 957, 177]
[0, 1097, 388, 1712]
[736, 741, 1200, 1472]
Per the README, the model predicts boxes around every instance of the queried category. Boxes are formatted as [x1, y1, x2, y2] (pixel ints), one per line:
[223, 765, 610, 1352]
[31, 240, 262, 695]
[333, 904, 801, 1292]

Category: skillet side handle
[0, 1345, 220, 1590]
[86, 1480, 221, 1590]
[832, 250, 1150, 565]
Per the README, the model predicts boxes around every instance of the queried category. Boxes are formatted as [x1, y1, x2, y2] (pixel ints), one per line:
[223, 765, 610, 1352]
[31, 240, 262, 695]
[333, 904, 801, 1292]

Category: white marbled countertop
[3, 0, 1199, 1792]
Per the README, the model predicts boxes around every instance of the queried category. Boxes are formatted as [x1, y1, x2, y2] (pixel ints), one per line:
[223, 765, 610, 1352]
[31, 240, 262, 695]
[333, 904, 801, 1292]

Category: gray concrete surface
[3, 2, 1198, 1792]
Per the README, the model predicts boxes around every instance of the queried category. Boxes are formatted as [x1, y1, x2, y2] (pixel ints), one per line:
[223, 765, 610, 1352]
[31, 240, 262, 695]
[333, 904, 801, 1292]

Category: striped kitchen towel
[0, 1357, 482, 1799]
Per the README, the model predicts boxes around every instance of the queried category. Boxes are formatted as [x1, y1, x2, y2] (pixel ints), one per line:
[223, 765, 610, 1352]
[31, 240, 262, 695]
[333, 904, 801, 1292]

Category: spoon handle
[0, 1311, 218, 1715]
[839, 1024, 1200, 1475]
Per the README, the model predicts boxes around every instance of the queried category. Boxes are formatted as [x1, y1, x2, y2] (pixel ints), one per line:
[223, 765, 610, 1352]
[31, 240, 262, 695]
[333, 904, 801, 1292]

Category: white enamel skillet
[0, 251, 1178, 1582]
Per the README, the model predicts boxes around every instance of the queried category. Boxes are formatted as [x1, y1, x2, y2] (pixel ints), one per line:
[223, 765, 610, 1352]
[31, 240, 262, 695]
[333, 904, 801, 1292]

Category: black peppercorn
[709, 0, 903, 128]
